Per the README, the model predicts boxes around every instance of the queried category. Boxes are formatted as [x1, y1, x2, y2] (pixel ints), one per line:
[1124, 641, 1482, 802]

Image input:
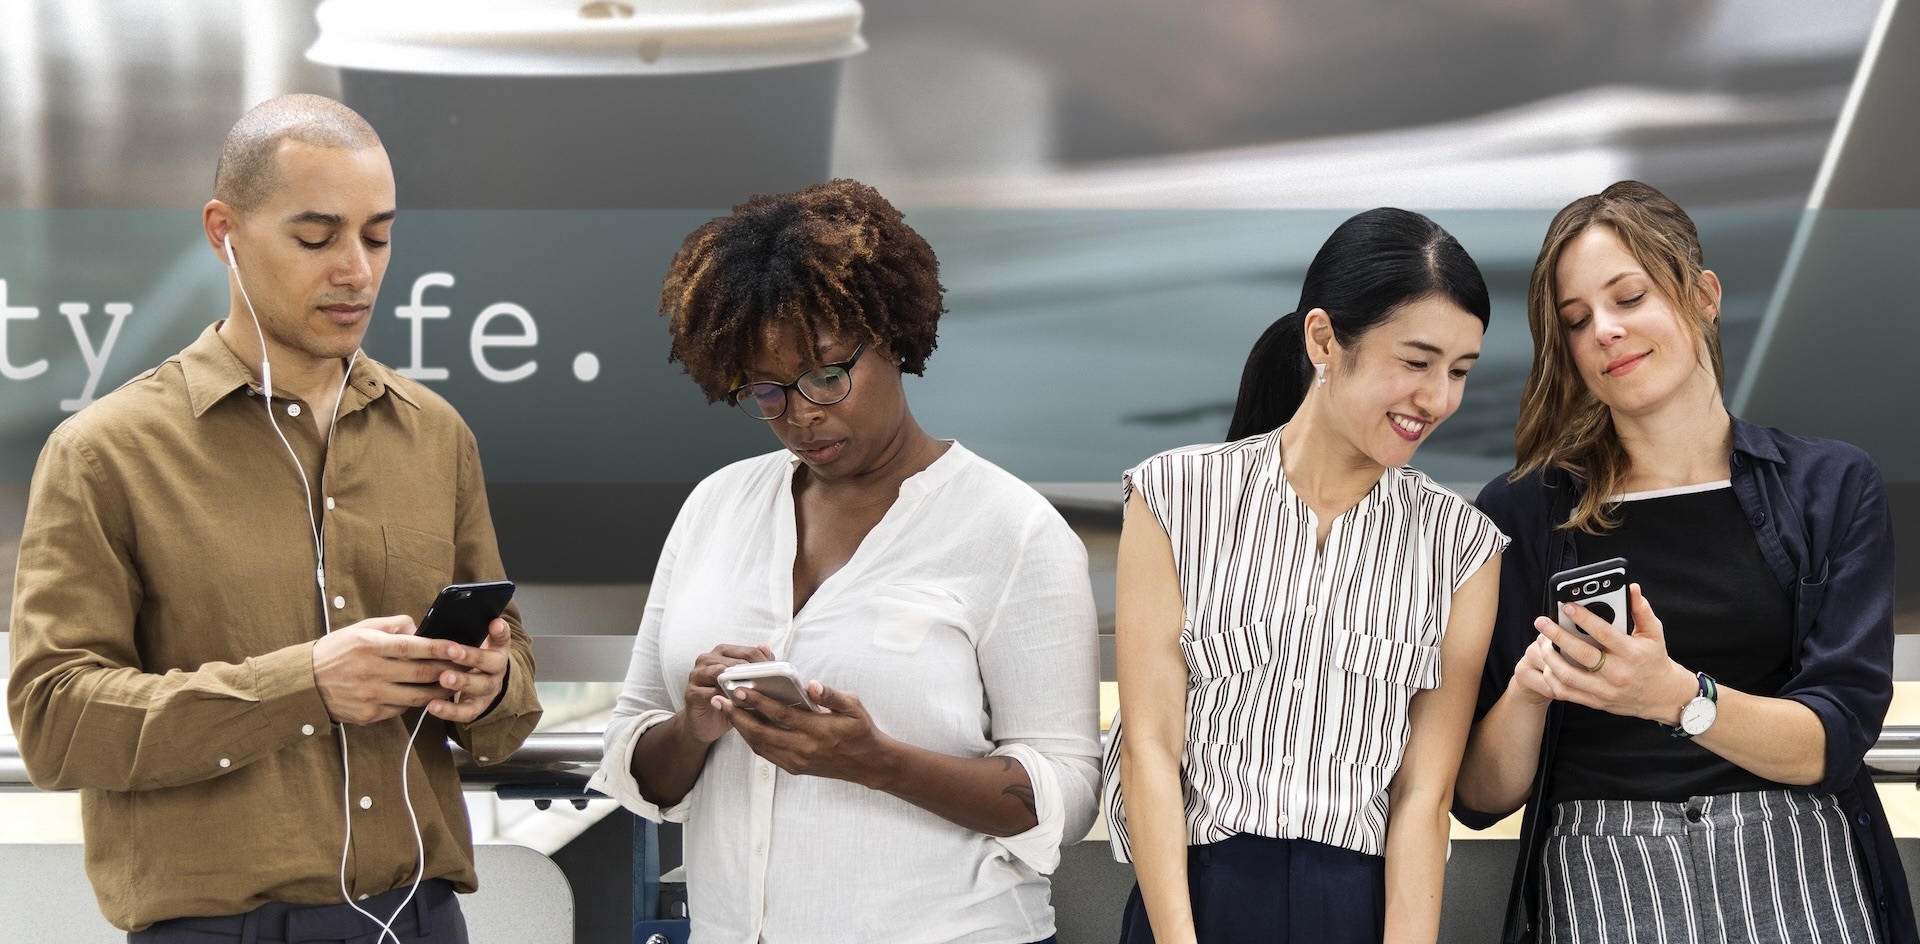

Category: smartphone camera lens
[1583, 580, 1600, 595]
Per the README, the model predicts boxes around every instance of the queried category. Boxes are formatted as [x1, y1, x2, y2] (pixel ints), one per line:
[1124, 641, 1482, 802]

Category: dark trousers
[1118, 834, 1386, 944]
[129, 879, 467, 944]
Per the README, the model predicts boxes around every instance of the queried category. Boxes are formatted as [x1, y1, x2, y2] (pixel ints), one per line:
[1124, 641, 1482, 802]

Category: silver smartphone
[715, 661, 818, 712]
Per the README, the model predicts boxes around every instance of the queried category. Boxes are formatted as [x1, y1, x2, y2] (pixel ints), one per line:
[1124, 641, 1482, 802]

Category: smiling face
[1552, 224, 1720, 418]
[220, 140, 396, 367]
[1314, 293, 1485, 468]
[741, 323, 912, 480]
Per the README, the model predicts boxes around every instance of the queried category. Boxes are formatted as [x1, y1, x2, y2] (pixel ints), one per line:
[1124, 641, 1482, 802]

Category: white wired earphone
[225, 232, 428, 944]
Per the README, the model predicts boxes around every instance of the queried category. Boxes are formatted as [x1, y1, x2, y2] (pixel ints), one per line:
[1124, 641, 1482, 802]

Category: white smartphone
[716, 661, 818, 712]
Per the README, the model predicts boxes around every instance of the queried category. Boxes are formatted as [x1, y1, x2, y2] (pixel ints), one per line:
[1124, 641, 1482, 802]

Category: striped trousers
[1542, 791, 1879, 944]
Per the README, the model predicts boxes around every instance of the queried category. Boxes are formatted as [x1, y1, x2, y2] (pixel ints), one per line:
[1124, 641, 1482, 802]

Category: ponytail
[1225, 207, 1490, 442]
[1226, 310, 1312, 440]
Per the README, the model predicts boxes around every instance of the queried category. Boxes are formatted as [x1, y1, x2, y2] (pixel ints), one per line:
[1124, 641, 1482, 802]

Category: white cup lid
[308, 0, 865, 76]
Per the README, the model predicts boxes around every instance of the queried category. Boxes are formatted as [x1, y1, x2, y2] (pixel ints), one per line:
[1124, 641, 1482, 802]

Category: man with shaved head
[8, 93, 541, 943]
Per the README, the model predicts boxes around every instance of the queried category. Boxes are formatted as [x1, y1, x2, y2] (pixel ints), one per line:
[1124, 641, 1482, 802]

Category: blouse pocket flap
[1179, 621, 1276, 681]
[871, 584, 967, 653]
[1329, 629, 1442, 690]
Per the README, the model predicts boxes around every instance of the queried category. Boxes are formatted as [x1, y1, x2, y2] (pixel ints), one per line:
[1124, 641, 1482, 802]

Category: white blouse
[1102, 429, 1507, 860]
[591, 443, 1102, 944]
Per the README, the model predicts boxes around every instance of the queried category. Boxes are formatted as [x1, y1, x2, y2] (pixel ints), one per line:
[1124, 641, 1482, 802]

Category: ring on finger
[1582, 650, 1607, 673]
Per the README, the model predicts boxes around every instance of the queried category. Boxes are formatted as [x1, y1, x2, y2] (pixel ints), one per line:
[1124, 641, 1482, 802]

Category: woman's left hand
[1533, 583, 1699, 725]
[722, 681, 901, 787]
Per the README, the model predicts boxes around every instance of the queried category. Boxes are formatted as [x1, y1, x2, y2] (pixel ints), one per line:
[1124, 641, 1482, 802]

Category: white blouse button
[1291, 678, 1305, 690]
[286, 403, 301, 417]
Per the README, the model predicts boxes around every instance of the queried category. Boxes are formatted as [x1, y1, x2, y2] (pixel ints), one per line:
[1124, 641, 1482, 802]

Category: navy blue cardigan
[1457, 417, 1916, 944]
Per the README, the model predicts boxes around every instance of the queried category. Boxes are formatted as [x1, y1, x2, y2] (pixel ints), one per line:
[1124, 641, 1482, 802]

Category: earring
[1313, 362, 1327, 387]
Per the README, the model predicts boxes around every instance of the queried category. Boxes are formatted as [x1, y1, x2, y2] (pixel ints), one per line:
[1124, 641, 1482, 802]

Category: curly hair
[660, 179, 946, 403]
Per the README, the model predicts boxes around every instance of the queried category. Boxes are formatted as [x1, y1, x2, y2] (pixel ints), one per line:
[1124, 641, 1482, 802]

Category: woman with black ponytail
[1104, 208, 1506, 943]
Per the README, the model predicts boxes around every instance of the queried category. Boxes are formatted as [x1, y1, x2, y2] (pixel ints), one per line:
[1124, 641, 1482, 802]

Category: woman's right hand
[682, 643, 773, 743]
[1508, 635, 1558, 709]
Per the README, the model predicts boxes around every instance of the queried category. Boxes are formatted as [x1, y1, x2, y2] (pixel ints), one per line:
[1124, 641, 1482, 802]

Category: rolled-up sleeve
[1780, 459, 1896, 796]
[588, 485, 698, 822]
[974, 507, 1103, 874]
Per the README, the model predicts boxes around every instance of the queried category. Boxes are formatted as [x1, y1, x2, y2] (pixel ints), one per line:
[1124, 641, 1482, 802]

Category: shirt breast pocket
[870, 584, 968, 653]
[1325, 628, 1441, 768]
[1328, 629, 1442, 691]
[1180, 620, 1276, 681]
[381, 525, 455, 618]
[1180, 621, 1278, 745]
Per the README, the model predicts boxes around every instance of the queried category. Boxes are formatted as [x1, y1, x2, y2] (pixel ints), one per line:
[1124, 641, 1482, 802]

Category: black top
[1546, 483, 1796, 806]
[1458, 418, 1912, 944]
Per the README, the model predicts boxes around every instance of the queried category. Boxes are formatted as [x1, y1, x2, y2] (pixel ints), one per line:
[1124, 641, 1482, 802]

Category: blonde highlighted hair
[1513, 180, 1726, 533]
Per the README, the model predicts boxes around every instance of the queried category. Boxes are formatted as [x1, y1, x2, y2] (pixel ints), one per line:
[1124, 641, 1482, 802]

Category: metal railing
[6, 727, 1920, 795]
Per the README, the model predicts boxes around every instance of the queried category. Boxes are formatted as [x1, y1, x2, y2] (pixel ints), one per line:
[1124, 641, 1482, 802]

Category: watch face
[1681, 697, 1717, 736]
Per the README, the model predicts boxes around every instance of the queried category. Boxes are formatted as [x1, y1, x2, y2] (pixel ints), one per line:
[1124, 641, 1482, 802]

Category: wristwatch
[1668, 672, 1719, 739]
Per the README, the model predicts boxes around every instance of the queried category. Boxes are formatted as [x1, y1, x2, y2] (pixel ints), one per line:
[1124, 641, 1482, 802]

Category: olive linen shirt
[6, 323, 542, 931]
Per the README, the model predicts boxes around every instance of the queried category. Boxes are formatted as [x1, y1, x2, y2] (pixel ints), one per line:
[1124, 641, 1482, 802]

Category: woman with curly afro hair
[591, 179, 1102, 944]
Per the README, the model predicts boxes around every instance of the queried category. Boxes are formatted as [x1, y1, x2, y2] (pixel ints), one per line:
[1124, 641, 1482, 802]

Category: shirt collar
[1730, 415, 1784, 464]
[783, 439, 970, 499]
[179, 321, 417, 418]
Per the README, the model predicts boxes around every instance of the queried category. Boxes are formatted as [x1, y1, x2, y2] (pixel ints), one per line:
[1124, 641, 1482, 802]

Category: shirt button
[359, 795, 372, 810]
[1751, 511, 1766, 526]
[1304, 605, 1317, 618]
[286, 403, 302, 417]
[760, 766, 771, 780]
[755, 843, 765, 856]
[325, 497, 336, 510]
[478, 756, 491, 763]
[1686, 808, 1702, 823]
[301, 724, 315, 736]
[332, 596, 346, 610]
[218, 758, 231, 768]
[1278, 814, 1288, 826]
[1291, 678, 1305, 690]
[358, 894, 369, 901]
[1281, 755, 1294, 766]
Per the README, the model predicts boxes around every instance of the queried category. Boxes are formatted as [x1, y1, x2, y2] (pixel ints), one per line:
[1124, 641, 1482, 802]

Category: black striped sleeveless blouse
[1102, 427, 1507, 860]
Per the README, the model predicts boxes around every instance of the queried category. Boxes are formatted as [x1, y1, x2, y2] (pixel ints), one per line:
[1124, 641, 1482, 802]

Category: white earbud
[223, 232, 237, 269]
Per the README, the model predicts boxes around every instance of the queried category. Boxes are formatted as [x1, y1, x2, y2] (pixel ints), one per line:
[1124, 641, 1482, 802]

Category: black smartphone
[417, 580, 515, 647]
[1549, 558, 1633, 644]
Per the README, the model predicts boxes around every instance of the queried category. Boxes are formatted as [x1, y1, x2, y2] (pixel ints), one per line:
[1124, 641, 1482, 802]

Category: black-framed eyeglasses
[727, 343, 868, 420]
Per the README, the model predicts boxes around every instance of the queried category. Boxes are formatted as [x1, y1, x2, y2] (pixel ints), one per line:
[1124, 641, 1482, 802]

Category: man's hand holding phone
[312, 615, 459, 726]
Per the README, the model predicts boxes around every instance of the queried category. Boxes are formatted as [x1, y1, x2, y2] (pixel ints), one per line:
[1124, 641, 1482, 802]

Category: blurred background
[1, 1, 1913, 941]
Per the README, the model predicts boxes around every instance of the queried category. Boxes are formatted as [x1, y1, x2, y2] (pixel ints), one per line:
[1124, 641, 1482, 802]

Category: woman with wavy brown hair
[1455, 180, 1914, 944]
